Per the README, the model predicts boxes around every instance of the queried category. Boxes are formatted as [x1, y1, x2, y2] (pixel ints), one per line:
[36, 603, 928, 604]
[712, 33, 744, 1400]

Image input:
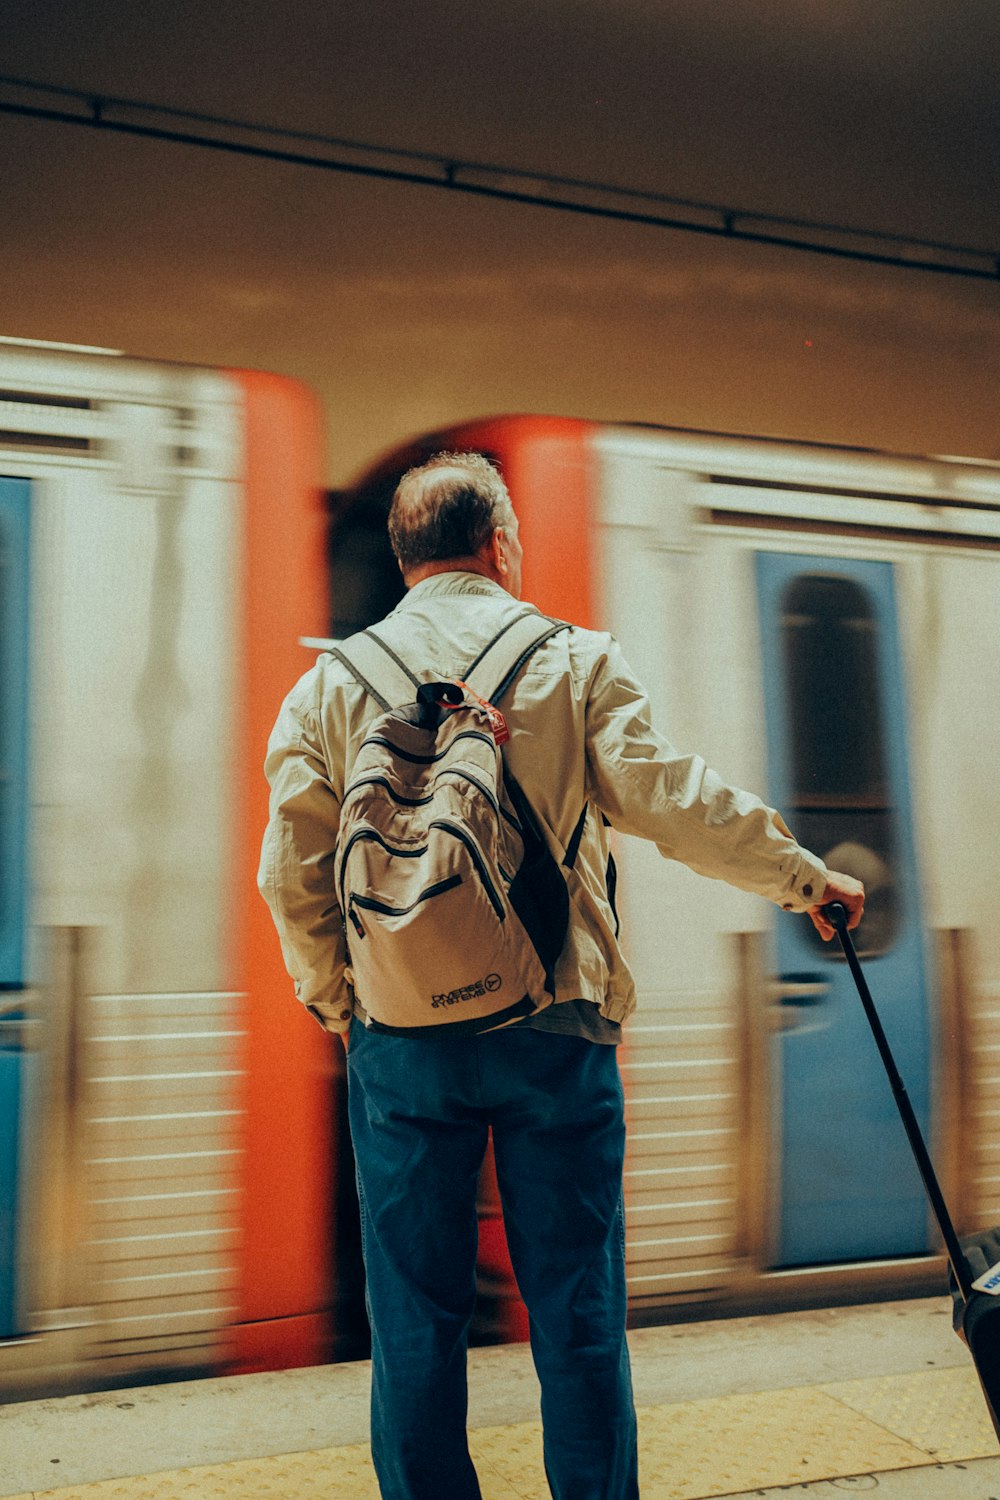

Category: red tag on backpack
[456, 681, 510, 746]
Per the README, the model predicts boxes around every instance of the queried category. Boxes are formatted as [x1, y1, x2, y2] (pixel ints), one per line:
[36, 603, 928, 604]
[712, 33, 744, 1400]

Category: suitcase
[824, 901, 1000, 1442]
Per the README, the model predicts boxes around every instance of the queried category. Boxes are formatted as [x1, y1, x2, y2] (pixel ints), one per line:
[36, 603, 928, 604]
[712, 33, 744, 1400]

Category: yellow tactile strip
[823, 1366, 997, 1464]
[14, 1365, 999, 1500]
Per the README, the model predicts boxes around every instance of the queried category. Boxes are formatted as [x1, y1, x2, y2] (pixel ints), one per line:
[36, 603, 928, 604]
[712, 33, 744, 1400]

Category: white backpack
[332, 609, 570, 1036]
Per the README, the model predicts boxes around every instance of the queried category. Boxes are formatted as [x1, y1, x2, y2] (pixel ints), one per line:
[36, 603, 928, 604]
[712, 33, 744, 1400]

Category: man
[259, 451, 864, 1500]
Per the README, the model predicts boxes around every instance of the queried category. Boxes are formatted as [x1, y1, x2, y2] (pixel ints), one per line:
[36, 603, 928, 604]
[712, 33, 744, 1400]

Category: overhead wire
[2, 74, 998, 283]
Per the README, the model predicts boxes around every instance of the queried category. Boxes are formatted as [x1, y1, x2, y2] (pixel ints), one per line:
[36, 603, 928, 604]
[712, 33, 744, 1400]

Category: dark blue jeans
[347, 1017, 639, 1500]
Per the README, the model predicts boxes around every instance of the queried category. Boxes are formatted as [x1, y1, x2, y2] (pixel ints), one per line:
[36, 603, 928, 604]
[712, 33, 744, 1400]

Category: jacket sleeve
[582, 636, 828, 911]
[257, 667, 353, 1034]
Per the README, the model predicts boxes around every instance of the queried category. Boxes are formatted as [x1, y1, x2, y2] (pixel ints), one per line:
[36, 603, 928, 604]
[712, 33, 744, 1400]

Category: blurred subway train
[2, 338, 1000, 1398]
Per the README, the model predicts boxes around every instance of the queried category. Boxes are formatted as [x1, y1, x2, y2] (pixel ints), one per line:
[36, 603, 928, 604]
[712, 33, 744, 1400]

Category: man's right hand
[808, 871, 865, 941]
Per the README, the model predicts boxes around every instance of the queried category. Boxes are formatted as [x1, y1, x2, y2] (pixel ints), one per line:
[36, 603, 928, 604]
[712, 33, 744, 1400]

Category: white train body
[592, 426, 1000, 1313]
[0, 341, 330, 1397]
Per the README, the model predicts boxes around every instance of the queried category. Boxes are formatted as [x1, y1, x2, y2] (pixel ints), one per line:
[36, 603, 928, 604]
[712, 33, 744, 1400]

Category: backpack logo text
[432, 973, 502, 1008]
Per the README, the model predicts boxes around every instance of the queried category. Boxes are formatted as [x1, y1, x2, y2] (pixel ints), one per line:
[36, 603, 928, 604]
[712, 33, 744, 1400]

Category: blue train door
[755, 552, 932, 1266]
[1, 477, 32, 1336]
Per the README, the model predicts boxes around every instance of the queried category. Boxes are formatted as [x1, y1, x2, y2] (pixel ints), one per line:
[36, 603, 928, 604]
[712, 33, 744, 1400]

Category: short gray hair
[388, 452, 513, 573]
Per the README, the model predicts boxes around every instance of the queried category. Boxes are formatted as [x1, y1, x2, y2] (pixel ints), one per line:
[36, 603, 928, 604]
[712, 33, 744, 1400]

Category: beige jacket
[258, 572, 829, 1035]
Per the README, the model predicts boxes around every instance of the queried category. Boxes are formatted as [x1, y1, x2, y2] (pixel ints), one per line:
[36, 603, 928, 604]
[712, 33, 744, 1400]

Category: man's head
[388, 451, 523, 598]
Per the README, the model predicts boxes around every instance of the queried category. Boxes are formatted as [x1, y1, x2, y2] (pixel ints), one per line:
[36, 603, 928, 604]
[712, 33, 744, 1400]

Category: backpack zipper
[346, 774, 434, 808]
[347, 767, 508, 826]
[432, 765, 523, 835]
[347, 874, 464, 936]
[429, 819, 506, 921]
[339, 827, 429, 915]
[341, 823, 507, 928]
[346, 764, 523, 840]
[432, 766, 501, 818]
[360, 729, 496, 765]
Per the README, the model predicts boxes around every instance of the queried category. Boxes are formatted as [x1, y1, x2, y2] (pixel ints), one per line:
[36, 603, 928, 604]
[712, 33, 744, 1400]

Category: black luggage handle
[824, 902, 974, 1303]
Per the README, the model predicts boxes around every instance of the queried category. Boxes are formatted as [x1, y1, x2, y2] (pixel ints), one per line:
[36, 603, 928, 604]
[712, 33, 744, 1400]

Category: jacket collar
[391, 571, 514, 611]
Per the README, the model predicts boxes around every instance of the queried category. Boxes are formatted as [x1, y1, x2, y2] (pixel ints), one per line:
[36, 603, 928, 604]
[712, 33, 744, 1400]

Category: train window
[0, 505, 23, 982]
[779, 574, 899, 958]
[0, 523, 8, 953]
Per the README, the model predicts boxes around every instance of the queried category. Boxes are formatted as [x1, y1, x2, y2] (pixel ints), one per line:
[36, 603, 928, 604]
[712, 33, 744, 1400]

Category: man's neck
[403, 558, 502, 589]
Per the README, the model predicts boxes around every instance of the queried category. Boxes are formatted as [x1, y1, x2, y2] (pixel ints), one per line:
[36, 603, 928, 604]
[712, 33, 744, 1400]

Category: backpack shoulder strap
[335, 610, 569, 712]
[464, 609, 570, 705]
[331, 627, 421, 712]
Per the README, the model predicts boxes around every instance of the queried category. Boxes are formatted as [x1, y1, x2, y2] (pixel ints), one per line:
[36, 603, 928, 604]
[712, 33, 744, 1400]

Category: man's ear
[492, 526, 508, 576]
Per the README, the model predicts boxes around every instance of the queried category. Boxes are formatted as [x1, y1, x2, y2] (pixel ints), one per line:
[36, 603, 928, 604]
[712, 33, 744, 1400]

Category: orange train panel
[227, 368, 335, 1372]
[445, 416, 599, 629]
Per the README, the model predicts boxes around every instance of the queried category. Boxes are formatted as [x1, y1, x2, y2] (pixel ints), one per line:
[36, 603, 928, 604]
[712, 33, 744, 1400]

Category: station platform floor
[2, 1297, 999, 1499]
